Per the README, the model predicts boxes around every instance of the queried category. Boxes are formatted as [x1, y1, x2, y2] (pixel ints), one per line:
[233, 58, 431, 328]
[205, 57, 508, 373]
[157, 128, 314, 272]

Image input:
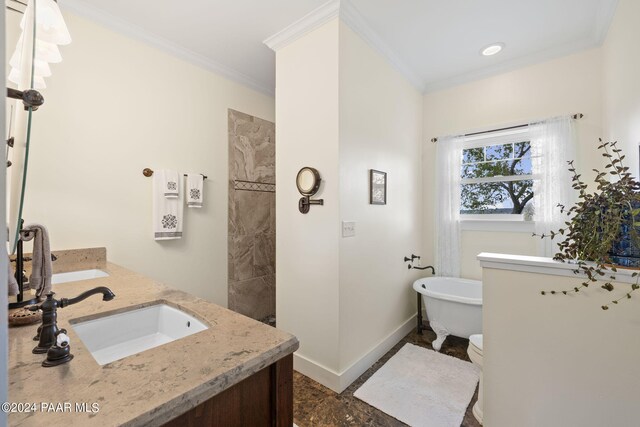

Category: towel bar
[142, 168, 207, 180]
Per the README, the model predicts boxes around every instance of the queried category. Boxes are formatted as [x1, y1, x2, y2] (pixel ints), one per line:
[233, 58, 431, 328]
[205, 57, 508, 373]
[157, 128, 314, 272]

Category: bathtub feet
[430, 321, 449, 352]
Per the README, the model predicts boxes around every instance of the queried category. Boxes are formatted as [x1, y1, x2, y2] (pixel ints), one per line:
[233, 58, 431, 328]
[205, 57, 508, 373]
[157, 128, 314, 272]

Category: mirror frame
[296, 167, 321, 196]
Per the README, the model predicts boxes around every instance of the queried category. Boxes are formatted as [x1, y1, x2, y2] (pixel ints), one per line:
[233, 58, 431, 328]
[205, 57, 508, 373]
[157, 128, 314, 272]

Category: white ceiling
[348, 0, 618, 92]
[58, 0, 618, 95]
[59, 0, 328, 94]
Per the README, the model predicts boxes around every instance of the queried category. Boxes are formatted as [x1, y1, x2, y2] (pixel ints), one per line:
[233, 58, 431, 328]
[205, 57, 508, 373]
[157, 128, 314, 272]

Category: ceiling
[348, 0, 618, 92]
[58, 0, 619, 95]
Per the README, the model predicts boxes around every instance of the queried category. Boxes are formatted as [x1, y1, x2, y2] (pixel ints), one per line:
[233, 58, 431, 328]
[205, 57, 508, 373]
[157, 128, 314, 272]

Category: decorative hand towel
[162, 169, 180, 199]
[20, 224, 53, 300]
[153, 171, 184, 240]
[187, 174, 204, 208]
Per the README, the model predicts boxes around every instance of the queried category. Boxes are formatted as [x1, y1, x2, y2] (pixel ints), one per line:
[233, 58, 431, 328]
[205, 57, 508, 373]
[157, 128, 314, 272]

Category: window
[460, 131, 534, 221]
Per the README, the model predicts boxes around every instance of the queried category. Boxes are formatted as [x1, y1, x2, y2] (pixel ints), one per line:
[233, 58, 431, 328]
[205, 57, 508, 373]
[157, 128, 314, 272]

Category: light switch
[342, 221, 356, 237]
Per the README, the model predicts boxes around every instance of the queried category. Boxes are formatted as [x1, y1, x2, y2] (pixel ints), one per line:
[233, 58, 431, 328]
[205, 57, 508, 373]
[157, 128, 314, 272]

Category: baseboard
[293, 314, 417, 393]
[336, 314, 417, 391]
[293, 353, 342, 392]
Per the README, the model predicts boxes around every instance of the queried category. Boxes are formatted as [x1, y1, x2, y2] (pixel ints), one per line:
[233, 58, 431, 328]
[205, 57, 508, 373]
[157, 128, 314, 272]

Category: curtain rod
[430, 113, 584, 143]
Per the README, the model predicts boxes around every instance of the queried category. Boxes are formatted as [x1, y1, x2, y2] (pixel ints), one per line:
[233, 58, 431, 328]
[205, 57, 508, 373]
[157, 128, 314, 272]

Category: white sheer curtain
[530, 116, 576, 257]
[435, 135, 464, 277]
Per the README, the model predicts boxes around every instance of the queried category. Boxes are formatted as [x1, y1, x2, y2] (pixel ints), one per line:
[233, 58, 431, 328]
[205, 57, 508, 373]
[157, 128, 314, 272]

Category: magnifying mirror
[296, 167, 321, 196]
[296, 167, 323, 214]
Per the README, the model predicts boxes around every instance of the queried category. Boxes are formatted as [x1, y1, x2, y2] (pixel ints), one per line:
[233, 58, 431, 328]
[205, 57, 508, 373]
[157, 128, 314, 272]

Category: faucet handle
[27, 294, 53, 312]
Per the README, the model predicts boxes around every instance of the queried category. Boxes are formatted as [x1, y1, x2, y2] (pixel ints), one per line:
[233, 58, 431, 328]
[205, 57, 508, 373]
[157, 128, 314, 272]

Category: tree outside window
[461, 141, 534, 216]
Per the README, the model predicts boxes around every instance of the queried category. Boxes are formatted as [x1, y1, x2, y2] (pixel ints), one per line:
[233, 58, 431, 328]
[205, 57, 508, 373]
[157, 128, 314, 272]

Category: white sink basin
[52, 269, 109, 285]
[70, 303, 208, 365]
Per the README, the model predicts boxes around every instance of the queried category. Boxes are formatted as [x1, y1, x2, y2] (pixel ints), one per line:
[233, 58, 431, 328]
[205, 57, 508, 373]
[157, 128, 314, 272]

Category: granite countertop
[8, 263, 299, 426]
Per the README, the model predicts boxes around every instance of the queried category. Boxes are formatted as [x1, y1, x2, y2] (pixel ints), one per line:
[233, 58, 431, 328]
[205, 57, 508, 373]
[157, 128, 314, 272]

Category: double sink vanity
[8, 248, 299, 426]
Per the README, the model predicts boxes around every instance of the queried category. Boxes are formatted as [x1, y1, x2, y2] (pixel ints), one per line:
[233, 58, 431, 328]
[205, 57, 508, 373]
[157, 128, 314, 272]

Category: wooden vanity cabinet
[164, 354, 293, 427]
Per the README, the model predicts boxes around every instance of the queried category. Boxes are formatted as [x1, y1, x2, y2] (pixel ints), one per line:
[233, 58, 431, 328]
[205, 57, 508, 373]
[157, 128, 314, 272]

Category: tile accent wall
[228, 109, 276, 321]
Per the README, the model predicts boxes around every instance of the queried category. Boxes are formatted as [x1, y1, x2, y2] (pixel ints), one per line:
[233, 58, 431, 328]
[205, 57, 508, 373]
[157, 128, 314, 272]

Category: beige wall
[10, 12, 275, 305]
[482, 264, 640, 426]
[338, 22, 423, 371]
[603, 0, 640, 177]
[460, 231, 536, 279]
[423, 49, 604, 279]
[275, 18, 342, 375]
[275, 18, 423, 391]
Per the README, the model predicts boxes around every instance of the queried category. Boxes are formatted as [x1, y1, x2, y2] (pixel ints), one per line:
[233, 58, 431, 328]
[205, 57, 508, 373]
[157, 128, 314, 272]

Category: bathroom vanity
[7, 262, 299, 426]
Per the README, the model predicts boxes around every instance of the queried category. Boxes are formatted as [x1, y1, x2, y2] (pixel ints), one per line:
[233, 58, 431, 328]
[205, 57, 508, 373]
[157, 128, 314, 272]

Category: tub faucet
[30, 287, 115, 356]
[411, 265, 436, 275]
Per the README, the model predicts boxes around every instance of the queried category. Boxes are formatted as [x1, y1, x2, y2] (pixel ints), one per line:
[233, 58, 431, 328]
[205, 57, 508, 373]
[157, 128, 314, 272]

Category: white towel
[153, 172, 183, 240]
[186, 174, 204, 208]
[161, 169, 180, 199]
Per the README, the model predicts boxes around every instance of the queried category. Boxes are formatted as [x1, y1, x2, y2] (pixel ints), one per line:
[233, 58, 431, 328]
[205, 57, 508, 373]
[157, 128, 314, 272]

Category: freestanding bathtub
[413, 277, 482, 351]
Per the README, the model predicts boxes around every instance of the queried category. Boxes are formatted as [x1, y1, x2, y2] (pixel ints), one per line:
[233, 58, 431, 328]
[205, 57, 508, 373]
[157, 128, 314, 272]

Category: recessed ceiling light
[481, 43, 504, 56]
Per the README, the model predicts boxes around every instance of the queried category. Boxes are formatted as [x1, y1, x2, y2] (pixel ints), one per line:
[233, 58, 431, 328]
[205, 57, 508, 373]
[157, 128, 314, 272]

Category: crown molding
[59, 0, 620, 98]
[339, 0, 425, 92]
[263, 0, 425, 92]
[58, 0, 275, 96]
[594, 0, 619, 45]
[263, 0, 340, 51]
[421, 0, 619, 94]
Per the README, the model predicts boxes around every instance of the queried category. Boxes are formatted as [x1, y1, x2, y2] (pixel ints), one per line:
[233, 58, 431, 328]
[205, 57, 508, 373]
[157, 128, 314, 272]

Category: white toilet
[467, 334, 483, 425]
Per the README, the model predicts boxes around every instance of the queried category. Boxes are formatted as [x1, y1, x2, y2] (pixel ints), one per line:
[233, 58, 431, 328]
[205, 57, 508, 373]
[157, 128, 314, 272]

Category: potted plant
[537, 140, 640, 309]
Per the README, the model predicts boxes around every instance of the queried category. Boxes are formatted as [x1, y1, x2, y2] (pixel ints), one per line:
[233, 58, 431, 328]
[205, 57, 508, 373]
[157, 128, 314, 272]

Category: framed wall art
[369, 169, 387, 205]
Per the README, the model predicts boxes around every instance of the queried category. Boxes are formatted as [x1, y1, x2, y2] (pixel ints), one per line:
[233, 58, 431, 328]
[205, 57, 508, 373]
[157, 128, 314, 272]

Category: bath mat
[353, 343, 479, 427]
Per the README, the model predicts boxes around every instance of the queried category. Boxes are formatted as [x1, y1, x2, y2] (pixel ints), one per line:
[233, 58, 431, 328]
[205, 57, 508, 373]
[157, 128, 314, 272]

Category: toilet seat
[468, 334, 483, 362]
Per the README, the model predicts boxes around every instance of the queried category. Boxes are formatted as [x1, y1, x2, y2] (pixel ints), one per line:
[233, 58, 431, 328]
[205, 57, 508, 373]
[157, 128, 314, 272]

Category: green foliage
[537, 140, 640, 309]
[462, 181, 533, 214]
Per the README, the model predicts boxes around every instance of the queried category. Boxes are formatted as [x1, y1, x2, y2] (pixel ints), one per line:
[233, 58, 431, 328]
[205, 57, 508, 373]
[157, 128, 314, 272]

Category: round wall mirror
[296, 167, 321, 196]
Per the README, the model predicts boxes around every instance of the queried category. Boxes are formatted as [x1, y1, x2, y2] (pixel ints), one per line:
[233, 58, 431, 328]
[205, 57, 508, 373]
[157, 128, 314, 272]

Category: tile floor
[293, 326, 480, 427]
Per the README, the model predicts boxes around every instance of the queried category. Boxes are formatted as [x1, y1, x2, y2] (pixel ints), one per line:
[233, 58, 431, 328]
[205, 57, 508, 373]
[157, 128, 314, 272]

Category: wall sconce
[296, 167, 324, 214]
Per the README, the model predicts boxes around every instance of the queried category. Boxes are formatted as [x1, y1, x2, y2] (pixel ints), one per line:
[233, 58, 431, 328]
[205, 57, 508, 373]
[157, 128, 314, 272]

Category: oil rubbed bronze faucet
[411, 265, 436, 275]
[30, 288, 115, 366]
[58, 286, 115, 308]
